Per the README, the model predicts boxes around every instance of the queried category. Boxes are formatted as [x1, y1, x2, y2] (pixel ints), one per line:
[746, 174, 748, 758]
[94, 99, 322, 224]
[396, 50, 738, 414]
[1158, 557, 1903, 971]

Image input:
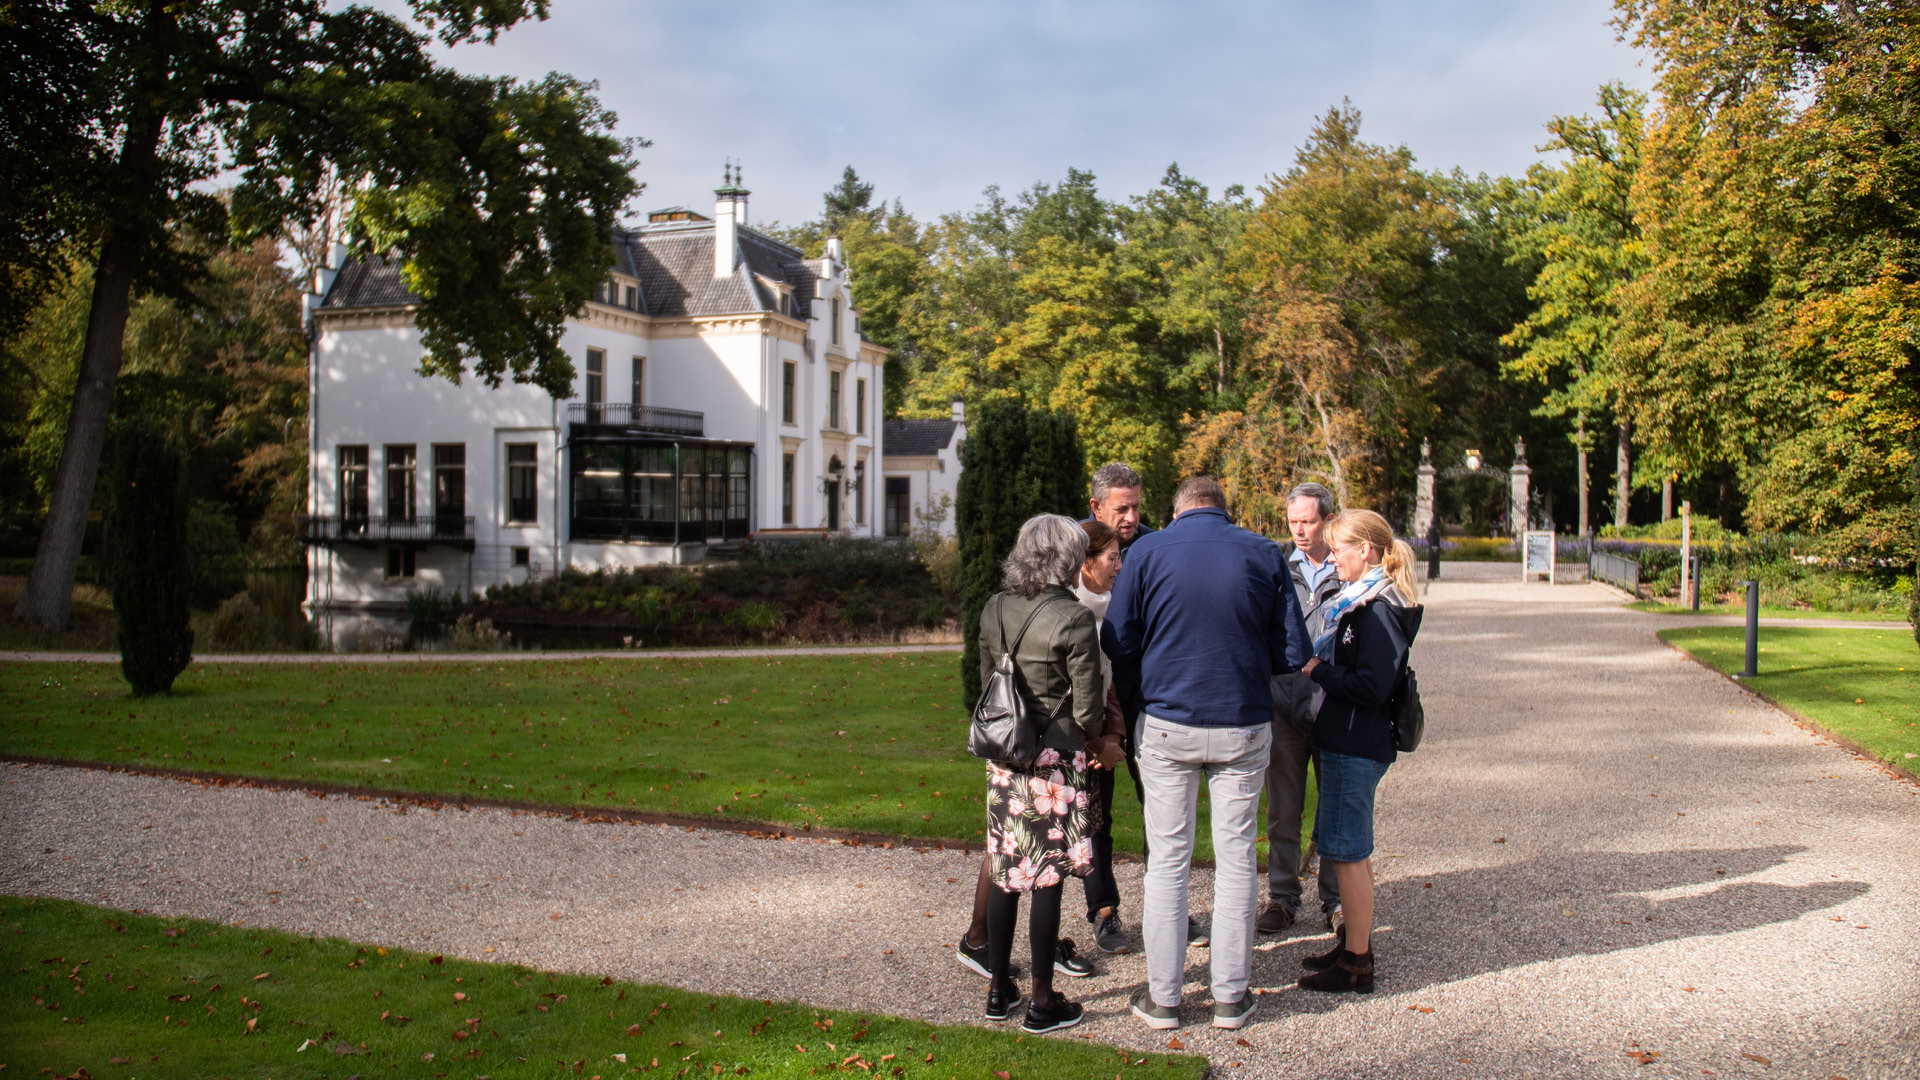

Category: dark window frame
[506, 443, 538, 524]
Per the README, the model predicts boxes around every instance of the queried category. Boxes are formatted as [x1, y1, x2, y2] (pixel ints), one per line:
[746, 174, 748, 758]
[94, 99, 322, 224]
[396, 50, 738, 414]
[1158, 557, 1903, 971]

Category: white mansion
[301, 175, 961, 642]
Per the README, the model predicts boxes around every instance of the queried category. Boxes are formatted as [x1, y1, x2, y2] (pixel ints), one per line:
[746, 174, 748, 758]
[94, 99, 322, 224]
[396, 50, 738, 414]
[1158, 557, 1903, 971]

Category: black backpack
[1376, 603, 1425, 753]
[968, 596, 1070, 765]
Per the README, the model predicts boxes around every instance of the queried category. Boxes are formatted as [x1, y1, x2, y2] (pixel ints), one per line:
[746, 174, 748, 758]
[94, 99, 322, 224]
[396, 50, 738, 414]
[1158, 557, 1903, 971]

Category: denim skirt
[1313, 750, 1391, 862]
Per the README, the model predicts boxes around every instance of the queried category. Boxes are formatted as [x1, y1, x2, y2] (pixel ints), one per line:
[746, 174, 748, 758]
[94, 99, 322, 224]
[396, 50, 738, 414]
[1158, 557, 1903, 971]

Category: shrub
[107, 419, 193, 695]
[447, 613, 510, 651]
[403, 586, 454, 647]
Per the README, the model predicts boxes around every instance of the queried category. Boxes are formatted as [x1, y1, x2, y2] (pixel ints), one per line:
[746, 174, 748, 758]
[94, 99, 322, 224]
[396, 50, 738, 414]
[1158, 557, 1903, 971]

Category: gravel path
[3, 563, 1916, 1079]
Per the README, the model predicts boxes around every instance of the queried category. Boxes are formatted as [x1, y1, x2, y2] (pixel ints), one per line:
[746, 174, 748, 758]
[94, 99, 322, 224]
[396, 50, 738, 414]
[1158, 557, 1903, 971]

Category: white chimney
[825, 235, 844, 267]
[714, 161, 749, 278]
[951, 399, 965, 423]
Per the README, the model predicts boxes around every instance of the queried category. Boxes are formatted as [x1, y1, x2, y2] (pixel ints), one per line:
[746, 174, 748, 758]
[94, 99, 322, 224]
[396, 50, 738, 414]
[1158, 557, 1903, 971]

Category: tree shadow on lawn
[1078, 844, 1865, 1012]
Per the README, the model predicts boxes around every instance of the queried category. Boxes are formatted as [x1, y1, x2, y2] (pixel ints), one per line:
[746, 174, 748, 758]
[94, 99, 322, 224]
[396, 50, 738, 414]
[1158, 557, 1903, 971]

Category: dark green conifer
[108, 419, 193, 695]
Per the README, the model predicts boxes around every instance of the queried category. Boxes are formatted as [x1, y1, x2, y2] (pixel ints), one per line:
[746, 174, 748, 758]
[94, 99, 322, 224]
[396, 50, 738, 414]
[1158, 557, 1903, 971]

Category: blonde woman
[1296, 509, 1422, 994]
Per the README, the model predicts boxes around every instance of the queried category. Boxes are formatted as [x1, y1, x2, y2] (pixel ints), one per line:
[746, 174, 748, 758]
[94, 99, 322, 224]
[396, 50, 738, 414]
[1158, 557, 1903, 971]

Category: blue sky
[421, 0, 1652, 228]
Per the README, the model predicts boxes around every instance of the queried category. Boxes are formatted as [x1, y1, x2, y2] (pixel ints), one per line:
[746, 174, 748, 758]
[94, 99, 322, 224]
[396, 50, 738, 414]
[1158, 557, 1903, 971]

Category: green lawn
[1660, 626, 1920, 769]
[0, 656, 1308, 863]
[0, 895, 1206, 1080]
[1627, 599, 1907, 622]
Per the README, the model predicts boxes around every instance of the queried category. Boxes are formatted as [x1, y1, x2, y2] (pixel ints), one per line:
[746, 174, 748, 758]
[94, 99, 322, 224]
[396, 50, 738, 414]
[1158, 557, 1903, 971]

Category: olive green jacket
[976, 586, 1105, 752]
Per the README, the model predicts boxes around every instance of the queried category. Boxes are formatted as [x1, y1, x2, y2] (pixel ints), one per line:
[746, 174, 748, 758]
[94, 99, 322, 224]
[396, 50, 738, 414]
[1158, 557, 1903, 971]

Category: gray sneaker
[1093, 911, 1130, 954]
[1187, 915, 1209, 948]
[1129, 987, 1181, 1030]
[1211, 994, 1256, 1030]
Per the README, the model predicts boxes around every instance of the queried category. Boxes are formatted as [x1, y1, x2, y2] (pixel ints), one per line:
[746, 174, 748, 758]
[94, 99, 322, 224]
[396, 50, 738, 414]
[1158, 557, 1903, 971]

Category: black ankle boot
[1301, 925, 1346, 971]
[1298, 948, 1373, 993]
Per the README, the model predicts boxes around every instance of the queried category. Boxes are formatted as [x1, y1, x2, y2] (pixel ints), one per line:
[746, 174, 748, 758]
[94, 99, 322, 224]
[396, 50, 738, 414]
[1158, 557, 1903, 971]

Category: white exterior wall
[305, 235, 885, 637]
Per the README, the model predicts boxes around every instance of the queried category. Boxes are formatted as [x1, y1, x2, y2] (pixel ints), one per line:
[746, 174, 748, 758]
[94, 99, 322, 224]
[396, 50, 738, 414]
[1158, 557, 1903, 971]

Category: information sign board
[1522, 530, 1555, 583]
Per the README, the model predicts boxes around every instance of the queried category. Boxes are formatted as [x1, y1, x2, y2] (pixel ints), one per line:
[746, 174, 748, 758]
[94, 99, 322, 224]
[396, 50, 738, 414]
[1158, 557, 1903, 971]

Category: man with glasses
[1257, 483, 1345, 935]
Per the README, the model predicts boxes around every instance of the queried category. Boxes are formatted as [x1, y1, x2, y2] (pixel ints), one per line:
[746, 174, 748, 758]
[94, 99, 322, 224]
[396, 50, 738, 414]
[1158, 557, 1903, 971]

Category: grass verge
[0, 655, 1307, 863]
[0, 895, 1206, 1079]
[1659, 626, 1920, 772]
[1628, 600, 1906, 622]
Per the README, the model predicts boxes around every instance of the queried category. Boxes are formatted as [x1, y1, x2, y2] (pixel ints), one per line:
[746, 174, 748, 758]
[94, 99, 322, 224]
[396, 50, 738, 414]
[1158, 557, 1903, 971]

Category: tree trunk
[12, 106, 165, 631]
[1615, 420, 1631, 530]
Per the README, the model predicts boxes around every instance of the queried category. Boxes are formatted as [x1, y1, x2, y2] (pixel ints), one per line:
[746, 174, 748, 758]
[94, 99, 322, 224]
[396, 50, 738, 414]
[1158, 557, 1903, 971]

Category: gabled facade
[879, 404, 966, 539]
[302, 176, 886, 645]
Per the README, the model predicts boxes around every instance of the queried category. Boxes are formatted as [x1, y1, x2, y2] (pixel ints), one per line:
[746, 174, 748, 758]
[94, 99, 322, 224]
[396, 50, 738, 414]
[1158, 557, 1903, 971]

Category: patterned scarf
[1312, 566, 1391, 661]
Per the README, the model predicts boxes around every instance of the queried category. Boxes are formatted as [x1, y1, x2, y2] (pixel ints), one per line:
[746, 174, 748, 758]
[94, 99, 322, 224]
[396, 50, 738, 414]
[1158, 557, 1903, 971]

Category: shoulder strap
[997, 594, 1058, 658]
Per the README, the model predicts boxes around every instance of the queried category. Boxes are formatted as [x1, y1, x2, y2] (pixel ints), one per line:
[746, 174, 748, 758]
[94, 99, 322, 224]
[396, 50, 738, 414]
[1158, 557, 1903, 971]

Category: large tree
[5, 0, 638, 629]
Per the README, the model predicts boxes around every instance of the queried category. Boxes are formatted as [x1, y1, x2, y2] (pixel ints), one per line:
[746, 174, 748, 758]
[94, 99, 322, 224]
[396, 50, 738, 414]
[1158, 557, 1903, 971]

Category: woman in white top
[1071, 519, 1129, 953]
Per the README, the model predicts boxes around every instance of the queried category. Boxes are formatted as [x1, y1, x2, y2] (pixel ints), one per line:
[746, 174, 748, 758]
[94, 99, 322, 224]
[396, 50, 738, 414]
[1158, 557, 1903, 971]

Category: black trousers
[1082, 763, 1120, 919]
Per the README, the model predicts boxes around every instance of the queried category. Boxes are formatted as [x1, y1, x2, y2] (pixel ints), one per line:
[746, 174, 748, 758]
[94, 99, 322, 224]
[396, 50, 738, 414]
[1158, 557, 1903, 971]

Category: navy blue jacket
[1308, 593, 1422, 764]
[1101, 507, 1313, 728]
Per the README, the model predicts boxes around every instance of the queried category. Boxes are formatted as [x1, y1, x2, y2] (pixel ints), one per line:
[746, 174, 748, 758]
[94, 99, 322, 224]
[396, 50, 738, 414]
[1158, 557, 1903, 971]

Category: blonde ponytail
[1327, 509, 1423, 608]
[1381, 539, 1418, 605]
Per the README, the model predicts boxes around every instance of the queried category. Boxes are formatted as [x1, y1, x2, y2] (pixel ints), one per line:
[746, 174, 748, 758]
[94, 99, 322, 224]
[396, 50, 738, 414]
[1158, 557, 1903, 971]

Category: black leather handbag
[968, 595, 1069, 766]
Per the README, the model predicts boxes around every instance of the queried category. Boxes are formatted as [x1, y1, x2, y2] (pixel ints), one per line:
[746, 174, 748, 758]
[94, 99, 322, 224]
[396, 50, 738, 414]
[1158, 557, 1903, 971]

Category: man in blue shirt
[1258, 483, 1346, 936]
[1103, 477, 1313, 1031]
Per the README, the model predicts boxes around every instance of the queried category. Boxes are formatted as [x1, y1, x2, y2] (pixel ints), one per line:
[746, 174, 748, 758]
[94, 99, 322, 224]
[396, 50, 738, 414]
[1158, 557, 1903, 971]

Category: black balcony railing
[297, 515, 476, 550]
[568, 402, 704, 437]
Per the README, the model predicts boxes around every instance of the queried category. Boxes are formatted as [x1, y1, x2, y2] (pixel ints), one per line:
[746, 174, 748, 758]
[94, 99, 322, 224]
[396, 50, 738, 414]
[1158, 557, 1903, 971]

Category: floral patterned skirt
[984, 748, 1100, 892]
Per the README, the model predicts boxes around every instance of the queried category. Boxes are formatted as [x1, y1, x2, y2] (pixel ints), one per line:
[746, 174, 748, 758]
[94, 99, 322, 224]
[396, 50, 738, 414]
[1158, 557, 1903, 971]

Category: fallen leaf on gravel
[551, 913, 565, 921]
[1167, 1038, 1184, 1050]
[1417, 1007, 1434, 1014]
[1682, 987, 1696, 992]
[1236, 1039, 1252, 1048]
[1626, 1051, 1659, 1064]
[1742, 1053, 1771, 1066]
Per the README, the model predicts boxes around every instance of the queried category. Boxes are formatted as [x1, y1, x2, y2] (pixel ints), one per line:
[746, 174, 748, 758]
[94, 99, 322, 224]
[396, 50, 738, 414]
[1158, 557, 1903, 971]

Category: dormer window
[780, 292, 792, 317]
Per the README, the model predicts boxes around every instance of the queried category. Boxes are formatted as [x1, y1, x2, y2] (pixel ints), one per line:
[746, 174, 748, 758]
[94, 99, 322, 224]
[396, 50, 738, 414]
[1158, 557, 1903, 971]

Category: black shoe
[1187, 915, 1209, 947]
[1053, 938, 1094, 978]
[957, 937, 1020, 979]
[1093, 910, 1131, 954]
[1302, 925, 1346, 971]
[985, 979, 1024, 1021]
[1298, 948, 1373, 994]
[1021, 994, 1084, 1034]
[1256, 902, 1297, 935]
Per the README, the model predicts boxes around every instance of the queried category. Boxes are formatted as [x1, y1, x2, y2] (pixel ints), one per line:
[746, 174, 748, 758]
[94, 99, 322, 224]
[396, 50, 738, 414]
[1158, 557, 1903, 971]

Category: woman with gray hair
[975, 513, 1104, 1033]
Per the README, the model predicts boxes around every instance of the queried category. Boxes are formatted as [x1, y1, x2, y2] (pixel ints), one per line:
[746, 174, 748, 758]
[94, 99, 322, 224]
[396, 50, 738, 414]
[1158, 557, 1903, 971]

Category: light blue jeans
[1136, 713, 1273, 1007]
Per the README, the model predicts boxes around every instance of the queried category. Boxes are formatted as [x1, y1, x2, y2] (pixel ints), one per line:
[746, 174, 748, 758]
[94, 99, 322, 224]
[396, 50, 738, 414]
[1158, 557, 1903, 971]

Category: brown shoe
[1301, 924, 1346, 971]
[1255, 902, 1297, 935]
[1298, 948, 1373, 994]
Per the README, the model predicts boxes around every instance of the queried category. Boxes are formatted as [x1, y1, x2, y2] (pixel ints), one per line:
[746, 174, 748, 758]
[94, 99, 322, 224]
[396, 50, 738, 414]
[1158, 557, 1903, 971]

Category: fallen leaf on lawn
[453, 992, 467, 1001]
[376, 947, 387, 955]
[995, 1072, 1009, 1079]
[1742, 1054, 1771, 1066]
[421, 1052, 435, 1062]
[613, 1054, 627, 1064]
[245, 1018, 257, 1033]
[296, 1039, 312, 1052]
[111, 1058, 131, 1065]
[252, 972, 270, 981]
[429, 955, 443, 965]
[627, 1024, 642, 1035]
[452, 1031, 469, 1042]
[381, 1010, 391, 1020]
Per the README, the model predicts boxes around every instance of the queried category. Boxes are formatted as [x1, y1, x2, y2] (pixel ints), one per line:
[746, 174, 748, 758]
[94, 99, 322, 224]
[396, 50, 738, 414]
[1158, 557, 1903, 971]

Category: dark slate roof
[320, 223, 819, 322]
[882, 419, 960, 457]
[323, 256, 415, 308]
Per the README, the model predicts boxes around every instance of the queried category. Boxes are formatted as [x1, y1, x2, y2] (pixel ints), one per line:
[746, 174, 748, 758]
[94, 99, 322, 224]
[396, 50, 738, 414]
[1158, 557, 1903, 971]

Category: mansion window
[631, 356, 646, 405]
[781, 361, 796, 425]
[827, 370, 843, 430]
[831, 298, 842, 345]
[782, 453, 795, 525]
[856, 378, 867, 435]
[585, 349, 605, 416]
[884, 477, 910, 538]
[386, 547, 416, 578]
[338, 446, 369, 521]
[432, 443, 466, 534]
[506, 444, 537, 524]
[385, 444, 416, 519]
[570, 442, 752, 543]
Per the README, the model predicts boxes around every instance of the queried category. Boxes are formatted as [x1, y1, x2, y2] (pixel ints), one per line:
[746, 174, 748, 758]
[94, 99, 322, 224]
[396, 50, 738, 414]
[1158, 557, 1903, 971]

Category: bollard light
[1739, 580, 1760, 679]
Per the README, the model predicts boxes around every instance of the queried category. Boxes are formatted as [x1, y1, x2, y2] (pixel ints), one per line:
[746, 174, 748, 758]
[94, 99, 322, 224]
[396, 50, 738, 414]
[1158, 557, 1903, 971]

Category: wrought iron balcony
[568, 402, 704, 437]
[297, 515, 476, 550]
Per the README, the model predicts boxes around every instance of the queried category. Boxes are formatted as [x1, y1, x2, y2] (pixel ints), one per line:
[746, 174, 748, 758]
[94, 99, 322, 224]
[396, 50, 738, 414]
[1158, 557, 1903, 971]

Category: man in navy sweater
[1103, 476, 1313, 1032]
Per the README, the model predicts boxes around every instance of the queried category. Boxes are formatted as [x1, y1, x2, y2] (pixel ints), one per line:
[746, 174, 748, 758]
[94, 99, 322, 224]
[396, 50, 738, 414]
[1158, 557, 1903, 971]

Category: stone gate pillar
[1508, 438, 1531, 537]
[1413, 439, 1436, 540]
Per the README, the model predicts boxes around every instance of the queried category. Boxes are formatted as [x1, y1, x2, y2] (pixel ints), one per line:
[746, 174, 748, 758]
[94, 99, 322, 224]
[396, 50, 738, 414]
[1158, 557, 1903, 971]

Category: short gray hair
[1173, 476, 1227, 514]
[1001, 514, 1089, 597]
[1090, 462, 1143, 502]
[1285, 482, 1336, 521]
